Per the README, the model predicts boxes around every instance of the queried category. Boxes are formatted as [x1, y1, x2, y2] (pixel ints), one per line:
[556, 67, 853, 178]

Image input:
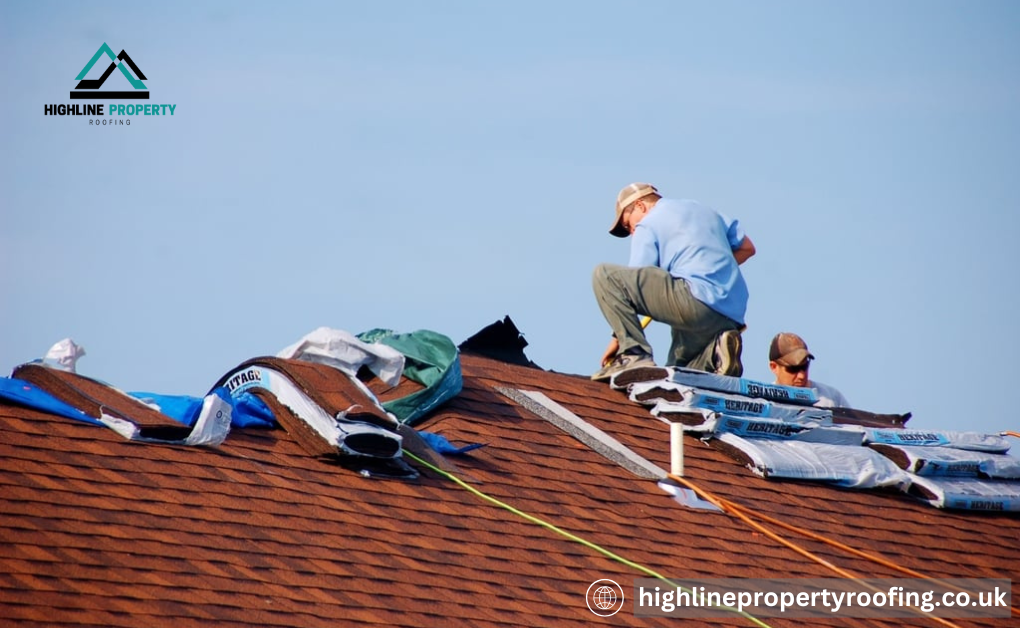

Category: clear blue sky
[2, 1, 1018, 435]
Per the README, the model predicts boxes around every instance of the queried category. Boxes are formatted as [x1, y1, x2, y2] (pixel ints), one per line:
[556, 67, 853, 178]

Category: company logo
[586, 579, 625, 617]
[71, 42, 148, 99]
[44, 43, 177, 125]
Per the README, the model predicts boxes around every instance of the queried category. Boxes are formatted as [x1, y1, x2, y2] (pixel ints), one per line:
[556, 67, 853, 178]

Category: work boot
[714, 330, 743, 377]
[591, 351, 655, 382]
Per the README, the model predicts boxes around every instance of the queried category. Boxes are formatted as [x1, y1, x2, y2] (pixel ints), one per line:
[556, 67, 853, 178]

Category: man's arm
[627, 226, 659, 268]
[600, 337, 620, 367]
[733, 236, 755, 265]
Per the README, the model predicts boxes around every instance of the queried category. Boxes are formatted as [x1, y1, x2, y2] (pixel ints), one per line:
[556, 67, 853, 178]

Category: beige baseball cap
[769, 332, 816, 367]
[610, 182, 658, 238]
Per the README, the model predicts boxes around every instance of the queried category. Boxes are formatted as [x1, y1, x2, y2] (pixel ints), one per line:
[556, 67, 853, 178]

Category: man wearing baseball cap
[769, 332, 849, 408]
[591, 182, 756, 381]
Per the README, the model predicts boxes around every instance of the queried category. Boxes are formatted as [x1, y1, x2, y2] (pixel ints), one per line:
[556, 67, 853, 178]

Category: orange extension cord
[671, 473, 1020, 626]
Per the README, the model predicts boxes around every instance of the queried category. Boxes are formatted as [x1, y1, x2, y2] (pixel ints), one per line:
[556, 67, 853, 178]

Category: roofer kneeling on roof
[592, 183, 755, 382]
[769, 332, 849, 408]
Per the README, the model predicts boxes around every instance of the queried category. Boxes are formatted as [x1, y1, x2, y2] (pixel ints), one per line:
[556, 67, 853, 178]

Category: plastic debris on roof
[278, 327, 406, 387]
[43, 338, 87, 373]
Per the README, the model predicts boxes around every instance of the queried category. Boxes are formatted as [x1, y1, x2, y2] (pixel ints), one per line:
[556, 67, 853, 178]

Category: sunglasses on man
[783, 362, 810, 374]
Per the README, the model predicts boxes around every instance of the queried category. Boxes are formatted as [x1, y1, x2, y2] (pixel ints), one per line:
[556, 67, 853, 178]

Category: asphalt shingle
[1, 354, 1017, 627]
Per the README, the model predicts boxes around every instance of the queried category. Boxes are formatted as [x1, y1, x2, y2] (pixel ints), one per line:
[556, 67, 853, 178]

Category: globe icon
[593, 585, 617, 610]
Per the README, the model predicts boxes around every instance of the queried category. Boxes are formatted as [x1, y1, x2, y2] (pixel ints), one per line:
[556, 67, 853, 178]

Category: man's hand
[601, 337, 620, 367]
[733, 236, 756, 265]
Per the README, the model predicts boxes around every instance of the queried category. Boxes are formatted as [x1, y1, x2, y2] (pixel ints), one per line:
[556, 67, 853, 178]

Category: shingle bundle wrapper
[712, 432, 911, 489]
[868, 444, 1020, 478]
[908, 476, 1020, 511]
[215, 357, 414, 478]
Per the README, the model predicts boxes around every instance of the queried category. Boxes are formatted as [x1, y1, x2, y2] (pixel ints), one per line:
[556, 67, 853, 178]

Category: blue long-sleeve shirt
[629, 198, 749, 324]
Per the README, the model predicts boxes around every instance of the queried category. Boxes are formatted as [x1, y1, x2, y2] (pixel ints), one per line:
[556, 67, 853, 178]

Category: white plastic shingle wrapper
[182, 392, 233, 447]
[277, 327, 405, 386]
[43, 338, 86, 373]
[715, 433, 911, 489]
[627, 380, 690, 407]
[99, 413, 139, 440]
[908, 476, 1020, 511]
[670, 367, 818, 405]
[649, 400, 716, 433]
[654, 388, 833, 423]
[714, 416, 864, 446]
[864, 429, 1011, 453]
[97, 393, 232, 446]
[875, 444, 1020, 479]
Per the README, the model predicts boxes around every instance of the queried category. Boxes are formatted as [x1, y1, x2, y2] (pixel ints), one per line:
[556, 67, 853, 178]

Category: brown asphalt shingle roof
[1, 353, 1017, 627]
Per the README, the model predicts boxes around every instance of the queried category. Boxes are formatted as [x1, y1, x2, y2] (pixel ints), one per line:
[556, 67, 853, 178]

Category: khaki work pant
[592, 263, 739, 370]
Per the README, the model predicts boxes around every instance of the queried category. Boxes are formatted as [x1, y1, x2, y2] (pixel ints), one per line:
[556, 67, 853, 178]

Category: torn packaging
[8, 363, 230, 445]
[277, 327, 405, 387]
[213, 358, 415, 477]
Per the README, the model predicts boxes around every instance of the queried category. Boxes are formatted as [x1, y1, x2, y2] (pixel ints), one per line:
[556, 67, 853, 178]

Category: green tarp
[357, 328, 463, 425]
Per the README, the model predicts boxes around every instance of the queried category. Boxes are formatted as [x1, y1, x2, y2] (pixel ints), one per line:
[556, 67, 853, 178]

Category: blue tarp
[0, 377, 101, 425]
[130, 389, 276, 429]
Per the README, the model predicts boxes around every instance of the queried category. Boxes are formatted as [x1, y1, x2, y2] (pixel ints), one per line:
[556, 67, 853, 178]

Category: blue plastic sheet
[418, 431, 485, 455]
[130, 389, 276, 429]
[0, 377, 100, 425]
